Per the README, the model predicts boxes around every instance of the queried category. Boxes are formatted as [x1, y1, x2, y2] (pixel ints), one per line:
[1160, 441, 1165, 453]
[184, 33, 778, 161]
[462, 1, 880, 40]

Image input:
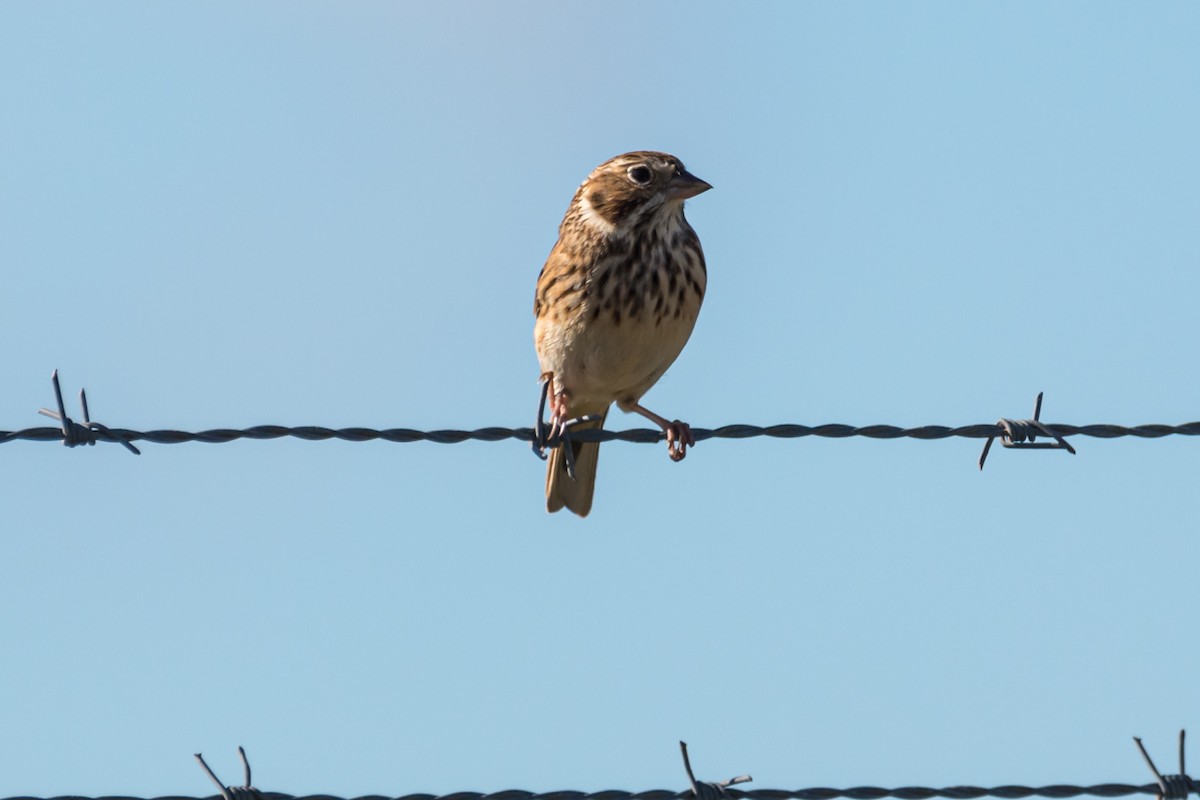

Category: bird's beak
[667, 169, 712, 200]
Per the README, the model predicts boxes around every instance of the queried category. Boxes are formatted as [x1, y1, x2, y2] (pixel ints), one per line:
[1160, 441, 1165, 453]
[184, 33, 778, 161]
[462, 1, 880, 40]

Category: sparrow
[534, 151, 711, 517]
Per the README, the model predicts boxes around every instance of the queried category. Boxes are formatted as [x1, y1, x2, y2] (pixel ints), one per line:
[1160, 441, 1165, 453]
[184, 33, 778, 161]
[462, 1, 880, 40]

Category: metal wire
[0, 735, 1190, 800]
[3, 421, 1199, 448]
[0, 784, 1171, 800]
[3, 374, 1198, 456]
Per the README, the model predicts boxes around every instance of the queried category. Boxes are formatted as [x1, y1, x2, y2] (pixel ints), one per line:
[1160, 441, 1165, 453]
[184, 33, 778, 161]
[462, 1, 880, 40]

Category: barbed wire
[0, 786, 1173, 800]
[9, 420, 1200, 447]
[1, 374, 1198, 470]
[4, 734, 1195, 800]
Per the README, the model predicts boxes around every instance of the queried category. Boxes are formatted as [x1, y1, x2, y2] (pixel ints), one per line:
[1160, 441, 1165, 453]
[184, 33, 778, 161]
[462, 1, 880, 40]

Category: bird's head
[573, 151, 711, 233]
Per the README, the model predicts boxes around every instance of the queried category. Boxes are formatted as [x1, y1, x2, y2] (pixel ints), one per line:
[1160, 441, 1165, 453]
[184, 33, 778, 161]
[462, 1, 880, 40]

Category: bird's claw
[665, 420, 695, 462]
[534, 372, 573, 459]
[533, 372, 587, 480]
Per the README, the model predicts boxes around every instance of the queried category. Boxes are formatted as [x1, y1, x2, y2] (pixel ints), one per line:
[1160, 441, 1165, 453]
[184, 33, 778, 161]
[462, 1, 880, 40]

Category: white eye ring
[627, 165, 652, 185]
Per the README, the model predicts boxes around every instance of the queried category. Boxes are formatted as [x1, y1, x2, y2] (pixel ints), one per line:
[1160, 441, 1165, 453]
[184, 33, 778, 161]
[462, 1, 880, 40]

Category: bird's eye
[627, 165, 652, 185]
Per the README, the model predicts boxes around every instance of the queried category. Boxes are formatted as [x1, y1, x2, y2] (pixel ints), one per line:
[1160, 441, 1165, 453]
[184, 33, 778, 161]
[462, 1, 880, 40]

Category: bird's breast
[536, 233, 704, 410]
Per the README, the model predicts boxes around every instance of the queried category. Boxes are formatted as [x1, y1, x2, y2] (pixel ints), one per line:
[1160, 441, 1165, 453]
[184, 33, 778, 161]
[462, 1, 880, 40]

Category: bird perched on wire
[534, 151, 711, 517]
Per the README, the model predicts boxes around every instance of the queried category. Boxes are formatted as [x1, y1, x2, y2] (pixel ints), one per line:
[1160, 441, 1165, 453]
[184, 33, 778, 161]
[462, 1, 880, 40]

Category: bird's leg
[631, 404, 695, 462]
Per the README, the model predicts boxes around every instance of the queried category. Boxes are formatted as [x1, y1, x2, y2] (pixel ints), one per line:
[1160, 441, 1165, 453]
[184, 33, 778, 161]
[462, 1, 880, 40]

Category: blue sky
[1, 2, 1198, 796]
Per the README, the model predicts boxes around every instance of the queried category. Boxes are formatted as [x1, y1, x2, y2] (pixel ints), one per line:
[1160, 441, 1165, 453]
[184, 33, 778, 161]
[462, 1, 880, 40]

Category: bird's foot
[663, 420, 695, 462]
[631, 403, 695, 462]
[534, 372, 574, 459]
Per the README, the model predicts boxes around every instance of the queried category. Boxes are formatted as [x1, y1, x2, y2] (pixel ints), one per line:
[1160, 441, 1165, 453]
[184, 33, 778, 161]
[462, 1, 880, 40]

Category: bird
[534, 151, 711, 517]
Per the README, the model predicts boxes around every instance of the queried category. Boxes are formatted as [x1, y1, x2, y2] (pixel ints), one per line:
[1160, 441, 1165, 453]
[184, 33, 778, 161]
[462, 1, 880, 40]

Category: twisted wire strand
[0, 784, 1168, 800]
[3, 422, 1199, 448]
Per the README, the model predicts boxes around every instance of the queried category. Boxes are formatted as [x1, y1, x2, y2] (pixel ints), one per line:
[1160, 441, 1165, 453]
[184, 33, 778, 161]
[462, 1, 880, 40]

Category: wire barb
[978, 391, 1076, 470]
[680, 741, 752, 800]
[36, 370, 140, 455]
[1134, 730, 1194, 800]
[194, 747, 261, 800]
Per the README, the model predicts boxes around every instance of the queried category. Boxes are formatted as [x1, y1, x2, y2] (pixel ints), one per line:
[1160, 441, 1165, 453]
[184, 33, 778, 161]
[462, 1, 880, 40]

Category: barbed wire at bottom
[0, 785, 1173, 800]
[4, 732, 1196, 800]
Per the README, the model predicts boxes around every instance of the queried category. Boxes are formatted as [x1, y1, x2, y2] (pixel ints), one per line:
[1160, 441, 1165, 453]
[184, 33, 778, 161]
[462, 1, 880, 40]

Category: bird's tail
[545, 407, 608, 518]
